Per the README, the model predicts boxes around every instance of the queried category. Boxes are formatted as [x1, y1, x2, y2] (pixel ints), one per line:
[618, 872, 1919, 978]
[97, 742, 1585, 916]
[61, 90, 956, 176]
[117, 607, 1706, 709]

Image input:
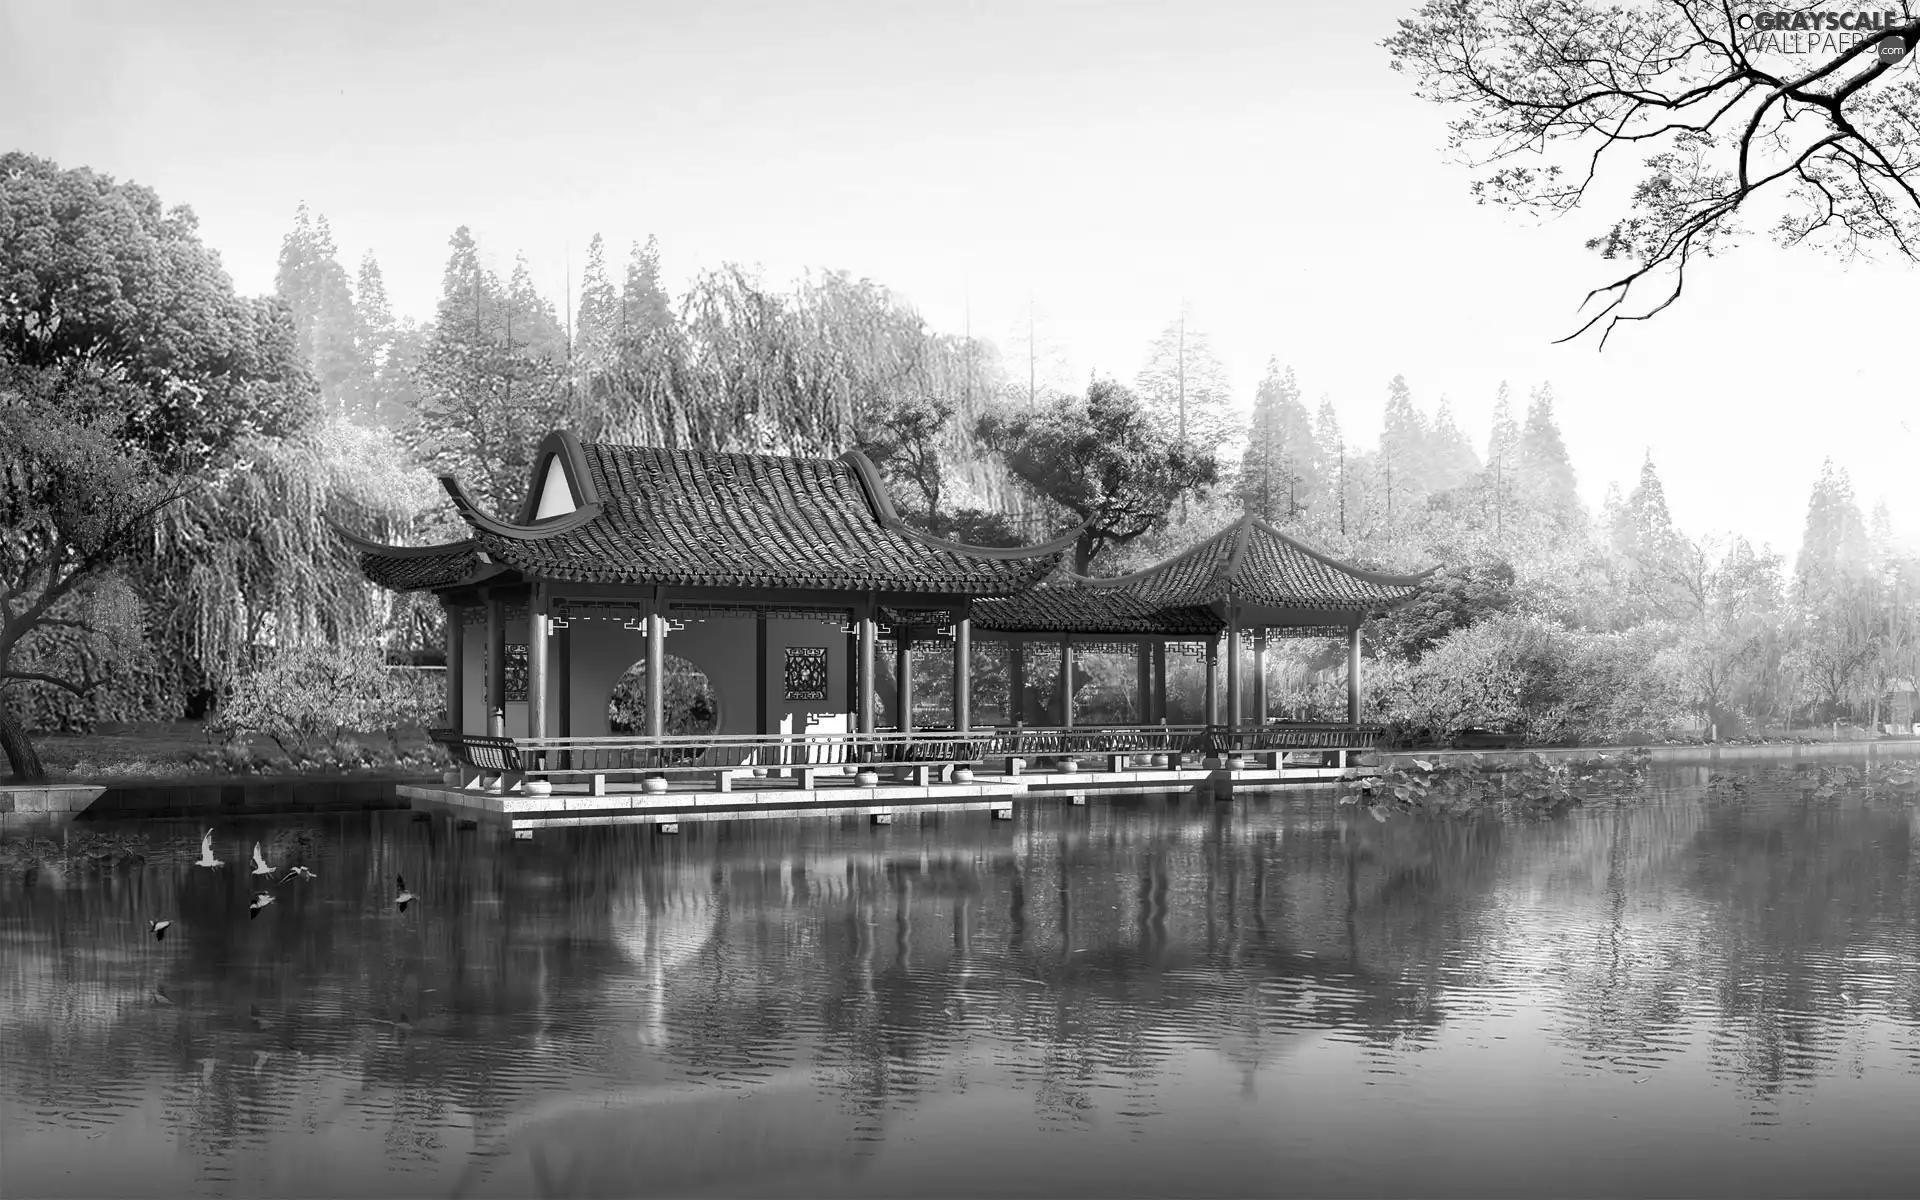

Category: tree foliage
[976, 379, 1219, 573]
[1387, 0, 1920, 343]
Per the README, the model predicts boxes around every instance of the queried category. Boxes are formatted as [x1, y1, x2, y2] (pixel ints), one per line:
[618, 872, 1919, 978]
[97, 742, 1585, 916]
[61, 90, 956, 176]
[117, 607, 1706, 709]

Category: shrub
[207, 644, 443, 761]
[1382, 611, 1687, 746]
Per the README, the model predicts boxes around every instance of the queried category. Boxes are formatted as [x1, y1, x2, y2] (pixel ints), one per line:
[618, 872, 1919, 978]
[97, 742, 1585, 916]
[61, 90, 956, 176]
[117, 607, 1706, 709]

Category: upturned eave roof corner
[837, 449, 1084, 562]
[439, 473, 606, 541]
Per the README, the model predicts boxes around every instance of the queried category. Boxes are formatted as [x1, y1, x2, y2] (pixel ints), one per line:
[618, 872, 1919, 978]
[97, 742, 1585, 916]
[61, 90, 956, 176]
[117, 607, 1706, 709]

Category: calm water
[4, 766, 1920, 1199]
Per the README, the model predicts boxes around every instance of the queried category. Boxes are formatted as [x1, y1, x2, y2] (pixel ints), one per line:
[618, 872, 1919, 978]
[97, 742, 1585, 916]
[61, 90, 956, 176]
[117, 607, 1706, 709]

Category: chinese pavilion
[341, 430, 1434, 752]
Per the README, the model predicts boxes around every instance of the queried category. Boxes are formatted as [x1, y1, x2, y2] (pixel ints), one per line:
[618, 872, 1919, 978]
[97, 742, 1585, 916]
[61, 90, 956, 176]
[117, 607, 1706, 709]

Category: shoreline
[5, 739, 1918, 827]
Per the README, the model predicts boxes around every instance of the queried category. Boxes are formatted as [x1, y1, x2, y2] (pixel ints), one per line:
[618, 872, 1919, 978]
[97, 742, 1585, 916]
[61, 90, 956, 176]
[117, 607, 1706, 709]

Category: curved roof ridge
[329, 523, 481, 558]
[1072, 524, 1239, 590]
[1244, 515, 1440, 587]
[441, 475, 606, 541]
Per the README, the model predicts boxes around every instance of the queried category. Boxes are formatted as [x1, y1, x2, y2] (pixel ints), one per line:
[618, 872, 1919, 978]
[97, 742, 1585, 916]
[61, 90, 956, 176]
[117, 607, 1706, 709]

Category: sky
[3, 0, 1915, 559]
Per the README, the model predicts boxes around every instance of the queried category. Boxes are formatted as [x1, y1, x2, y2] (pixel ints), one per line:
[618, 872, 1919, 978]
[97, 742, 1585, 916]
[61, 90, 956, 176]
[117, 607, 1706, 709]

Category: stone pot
[442, 770, 463, 786]
[641, 776, 669, 794]
[953, 766, 975, 783]
[856, 769, 882, 788]
[522, 779, 553, 797]
[1057, 757, 1080, 774]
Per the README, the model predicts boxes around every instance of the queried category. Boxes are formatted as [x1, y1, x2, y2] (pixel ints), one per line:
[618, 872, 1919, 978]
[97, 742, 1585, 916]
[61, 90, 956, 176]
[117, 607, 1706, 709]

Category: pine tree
[1428, 398, 1482, 491]
[1236, 360, 1319, 521]
[574, 234, 619, 370]
[273, 204, 364, 416]
[1516, 383, 1582, 530]
[1134, 305, 1235, 451]
[1377, 374, 1429, 525]
[620, 236, 675, 339]
[506, 254, 568, 362]
[1796, 458, 1871, 593]
[1311, 398, 1346, 538]
[1484, 381, 1520, 539]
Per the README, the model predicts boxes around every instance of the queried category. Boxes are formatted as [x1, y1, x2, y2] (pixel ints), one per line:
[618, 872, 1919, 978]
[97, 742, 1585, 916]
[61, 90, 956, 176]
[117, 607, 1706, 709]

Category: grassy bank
[15, 721, 447, 784]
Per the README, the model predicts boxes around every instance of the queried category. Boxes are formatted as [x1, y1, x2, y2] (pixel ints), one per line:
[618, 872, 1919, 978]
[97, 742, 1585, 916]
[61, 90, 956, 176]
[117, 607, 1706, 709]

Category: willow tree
[146, 420, 455, 706]
[1387, 1, 1920, 344]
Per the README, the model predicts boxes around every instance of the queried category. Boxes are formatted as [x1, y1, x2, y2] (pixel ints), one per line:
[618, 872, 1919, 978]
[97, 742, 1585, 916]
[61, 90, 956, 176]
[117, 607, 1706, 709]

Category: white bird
[251, 842, 275, 877]
[195, 829, 224, 869]
[249, 891, 275, 919]
[281, 865, 316, 883]
[148, 918, 172, 942]
[395, 875, 416, 912]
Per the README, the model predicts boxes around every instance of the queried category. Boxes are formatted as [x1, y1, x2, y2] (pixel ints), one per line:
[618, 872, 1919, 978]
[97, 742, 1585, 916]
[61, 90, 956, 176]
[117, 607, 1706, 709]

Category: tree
[1377, 374, 1430, 523]
[1515, 385, 1583, 530]
[1002, 294, 1074, 408]
[1237, 360, 1319, 521]
[574, 234, 620, 374]
[274, 204, 365, 416]
[1387, 1, 1920, 344]
[1134, 306, 1237, 451]
[0, 359, 191, 779]
[1428, 398, 1483, 493]
[352, 252, 418, 428]
[1795, 458, 1871, 595]
[0, 152, 313, 471]
[976, 379, 1219, 573]
[1310, 398, 1348, 538]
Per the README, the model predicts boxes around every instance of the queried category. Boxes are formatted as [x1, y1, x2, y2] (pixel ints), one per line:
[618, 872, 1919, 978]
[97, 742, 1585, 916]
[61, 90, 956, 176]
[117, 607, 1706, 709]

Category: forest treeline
[3, 152, 1916, 778]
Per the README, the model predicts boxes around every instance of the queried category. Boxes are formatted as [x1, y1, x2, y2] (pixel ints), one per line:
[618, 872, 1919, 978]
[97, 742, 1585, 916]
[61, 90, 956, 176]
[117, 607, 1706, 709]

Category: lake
[3, 763, 1919, 1199]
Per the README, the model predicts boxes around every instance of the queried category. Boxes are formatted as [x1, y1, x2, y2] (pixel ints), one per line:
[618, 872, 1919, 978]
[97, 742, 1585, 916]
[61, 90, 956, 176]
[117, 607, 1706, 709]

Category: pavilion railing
[429, 728, 996, 788]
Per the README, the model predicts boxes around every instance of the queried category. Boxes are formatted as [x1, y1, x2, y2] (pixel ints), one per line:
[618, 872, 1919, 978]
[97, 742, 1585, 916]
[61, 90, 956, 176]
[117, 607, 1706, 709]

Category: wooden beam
[1253, 629, 1268, 725]
[646, 603, 665, 739]
[528, 584, 550, 741]
[896, 630, 914, 734]
[486, 590, 506, 737]
[858, 599, 877, 735]
[756, 611, 769, 736]
[954, 615, 972, 732]
[1135, 643, 1152, 724]
[1060, 634, 1075, 729]
[1010, 641, 1027, 725]
[1351, 618, 1367, 721]
[1152, 642, 1168, 724]
[443, 598, 464, 733]
[1204, 637, 1219, 726]
[1226, 606, 1242, 729]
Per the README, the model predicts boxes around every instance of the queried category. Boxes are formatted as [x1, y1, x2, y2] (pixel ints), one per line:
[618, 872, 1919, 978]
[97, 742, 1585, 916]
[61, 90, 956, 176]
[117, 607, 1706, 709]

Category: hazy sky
[3, 0, 1913, 557]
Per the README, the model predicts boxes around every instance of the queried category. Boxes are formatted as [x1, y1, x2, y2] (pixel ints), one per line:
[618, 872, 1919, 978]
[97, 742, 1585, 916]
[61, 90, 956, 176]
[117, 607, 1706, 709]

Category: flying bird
[281, 865, 317, 883]
[194, 829, 224, 869]
[249, 891, 275, 919]
[148, 918, 172, 942]
[395, 875, 416, 912]
[251, 842, 276, 877]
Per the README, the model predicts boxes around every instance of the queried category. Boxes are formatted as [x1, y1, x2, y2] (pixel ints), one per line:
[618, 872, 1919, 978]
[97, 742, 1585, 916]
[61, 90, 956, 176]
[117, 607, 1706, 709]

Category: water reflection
[2, 771, 1918, 1198]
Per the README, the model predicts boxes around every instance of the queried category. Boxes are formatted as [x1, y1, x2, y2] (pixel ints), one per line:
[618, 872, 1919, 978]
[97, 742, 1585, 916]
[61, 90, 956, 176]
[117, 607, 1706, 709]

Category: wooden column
[442, 599, 464, 733]
[857, 602, 877, 735]
[1010, 641, 1027, 725]
[1152, 642, 1168, 724]
[528, 585, 550, 741]
[1135, 643, 1152, 724]
[646, 607, 665, 739]
[896, 628, 914, 734]
[1060, 635, 1075, 729]
[486, 591, 506, 737]
[953, 615, 972, 732]
[1204, 636, 1220, 726]
[756, 612, 770, 736]
[1253, 629, 1268, 724]
[1226, 607, 1243, 729]
[1347, 623, 1362, 724]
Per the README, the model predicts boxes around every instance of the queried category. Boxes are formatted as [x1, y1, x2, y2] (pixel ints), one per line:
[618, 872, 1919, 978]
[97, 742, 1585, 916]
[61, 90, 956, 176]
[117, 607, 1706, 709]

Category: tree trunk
[0, 705, 48, 782]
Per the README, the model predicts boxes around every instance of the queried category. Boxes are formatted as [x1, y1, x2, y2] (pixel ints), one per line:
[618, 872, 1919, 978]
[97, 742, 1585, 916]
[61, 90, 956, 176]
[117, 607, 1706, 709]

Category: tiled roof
[352, 434, 1076, 596]
[334, 528, 490, 593]
[972, 578, 1222, 635]
[973, 514, 1435, 634]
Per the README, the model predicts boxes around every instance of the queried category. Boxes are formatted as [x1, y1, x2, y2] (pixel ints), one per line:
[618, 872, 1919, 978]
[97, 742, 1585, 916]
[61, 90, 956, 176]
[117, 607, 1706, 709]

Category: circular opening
[608, 655, 722, 736]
